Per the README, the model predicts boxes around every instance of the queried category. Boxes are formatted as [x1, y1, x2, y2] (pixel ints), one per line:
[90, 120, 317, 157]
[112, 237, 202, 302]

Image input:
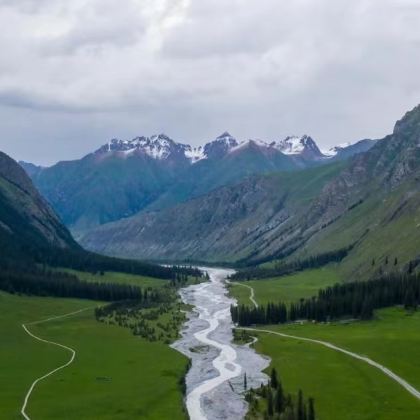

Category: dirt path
[230, 282, 258, 308]
[240, 327, 420, 401]
[21, 307, 94, 420]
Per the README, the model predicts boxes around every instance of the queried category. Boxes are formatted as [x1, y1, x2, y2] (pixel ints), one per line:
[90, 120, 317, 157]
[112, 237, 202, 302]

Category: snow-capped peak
[202, 132, 239, 159]
[99, 134, 185, 160]
[230, 138, 269, 152]
[271, 135, 314, 155]
[96, 131, 333, 163]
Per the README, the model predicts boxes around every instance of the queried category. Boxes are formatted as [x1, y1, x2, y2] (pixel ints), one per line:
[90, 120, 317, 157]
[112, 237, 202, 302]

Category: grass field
[62, 269, 169, 289]
[0, 291, 189, 419]
[229, 267, 340, 306]
[246, 307, 420, 420]
[230, 268, 420, 419]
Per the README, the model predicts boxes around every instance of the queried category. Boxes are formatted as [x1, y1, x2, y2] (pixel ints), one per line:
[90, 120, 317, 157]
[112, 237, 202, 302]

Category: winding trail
[240, 327, 420, 401]
[232, 278, 420, 401]
[230, 282, 258, 308]
[21, 307, 94, 420]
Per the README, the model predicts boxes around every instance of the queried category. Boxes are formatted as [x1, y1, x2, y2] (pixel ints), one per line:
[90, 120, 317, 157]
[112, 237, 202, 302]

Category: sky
[0, 0, 419, 165]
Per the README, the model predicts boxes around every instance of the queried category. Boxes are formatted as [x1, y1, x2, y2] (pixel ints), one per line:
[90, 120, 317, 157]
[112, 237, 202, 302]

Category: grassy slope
[252, 308, 420, 420]
[230, 267, 340, 305]
[235, 162, 345, 263]
[295, 182, 420, 280]
[0, 286, 188, 419]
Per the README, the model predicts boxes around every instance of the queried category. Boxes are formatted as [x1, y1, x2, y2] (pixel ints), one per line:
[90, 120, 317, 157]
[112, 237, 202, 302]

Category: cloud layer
[0, 0, 419, 164]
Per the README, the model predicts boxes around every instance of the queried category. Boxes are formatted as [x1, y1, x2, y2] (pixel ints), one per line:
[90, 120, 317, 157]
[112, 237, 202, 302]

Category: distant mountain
[323, 139, 377, 161]
[0, 151, 191, 283]
[0, 151, 79, 260]
[23, 130, 379, 235]
[19, 161, 44, 178]
[79, 162, 345, 261]
[271, 135, 325, 160]
[28, 137, 189, 235]
[81, 105, 420, 278]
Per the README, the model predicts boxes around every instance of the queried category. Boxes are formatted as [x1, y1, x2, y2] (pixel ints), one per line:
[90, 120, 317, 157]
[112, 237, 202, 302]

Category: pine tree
[308, 398, 315, 420]
[267, 389, 274, 416]
[270, 368, 278, 389]
[274, 381, 284, 413]
[408, 261, 414, 274]
[297, 389, 304, 420]
[244, 372, 247, 390]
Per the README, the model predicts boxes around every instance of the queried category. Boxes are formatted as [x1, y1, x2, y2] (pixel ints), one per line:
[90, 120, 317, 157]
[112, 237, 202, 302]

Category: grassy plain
[230, 268, 420, 419]
[229, 267, 340, 306]
[246, 307, 420, 420]
[62, 268, 169, 288]
[0, 288, 189, 419]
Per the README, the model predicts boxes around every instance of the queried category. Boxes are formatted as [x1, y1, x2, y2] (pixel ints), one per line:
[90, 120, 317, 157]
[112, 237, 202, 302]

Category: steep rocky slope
[0, 151, 78, 258]
[80, 162, 344, 261]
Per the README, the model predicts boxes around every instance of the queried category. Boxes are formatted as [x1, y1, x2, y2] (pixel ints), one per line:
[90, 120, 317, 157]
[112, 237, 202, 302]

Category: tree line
[232, 272, 420, 326]
[39, 248, 202, 280]
[0, 264, 163, 302]
[231, 246, 352, 281]
[246, 367, 315, 420]
[0, 221, 202, 282]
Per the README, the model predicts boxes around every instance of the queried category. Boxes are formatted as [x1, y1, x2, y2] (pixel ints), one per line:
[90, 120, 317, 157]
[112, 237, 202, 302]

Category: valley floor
[0, 277, 189, 419]
[229, 267, 340, 306]
[230, 269, 420, 420]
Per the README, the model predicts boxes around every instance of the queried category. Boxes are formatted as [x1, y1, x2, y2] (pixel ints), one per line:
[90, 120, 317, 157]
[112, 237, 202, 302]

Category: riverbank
[172, 267, 269, 420]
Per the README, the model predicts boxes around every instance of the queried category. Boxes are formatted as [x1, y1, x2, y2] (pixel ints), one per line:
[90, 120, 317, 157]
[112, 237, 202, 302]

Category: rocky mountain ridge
[91, 131, 357, 163]
[80, 105, 420, 279]
[21, 129, 377, 235]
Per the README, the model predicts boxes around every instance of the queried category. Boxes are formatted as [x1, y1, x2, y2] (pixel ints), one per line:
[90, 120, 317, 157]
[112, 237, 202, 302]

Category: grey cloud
[0, 0, 419, 164]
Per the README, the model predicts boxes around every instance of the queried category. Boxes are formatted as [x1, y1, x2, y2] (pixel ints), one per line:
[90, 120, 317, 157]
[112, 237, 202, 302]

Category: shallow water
[172, 267, 270, 420]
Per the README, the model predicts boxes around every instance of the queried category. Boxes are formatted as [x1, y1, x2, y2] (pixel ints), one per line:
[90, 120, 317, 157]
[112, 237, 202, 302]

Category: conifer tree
[274, 381, 284, 413]
[308, 398, 315, 420]
[297, 389, 304, 420]
[270, 368, 278, 389]
[267, 389, 274, 416]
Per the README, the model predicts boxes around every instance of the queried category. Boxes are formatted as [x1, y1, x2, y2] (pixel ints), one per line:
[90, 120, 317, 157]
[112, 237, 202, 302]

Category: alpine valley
[2, 105, 419, 420]
[3, 2, 420, 419]
[22, 107, 419, 282]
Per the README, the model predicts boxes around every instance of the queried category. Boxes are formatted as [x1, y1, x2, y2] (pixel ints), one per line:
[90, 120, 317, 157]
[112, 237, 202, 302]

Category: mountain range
[22, 132, 376, 235]
[77, 105, 420, 279]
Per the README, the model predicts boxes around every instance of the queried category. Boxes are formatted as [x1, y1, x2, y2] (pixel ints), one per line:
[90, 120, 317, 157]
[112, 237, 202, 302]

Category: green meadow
[230, 267, 340, 306]
[231, 268, 420, 419]
[61, 269, 169, 288]
[0, 283, 189, 419]
[247, 308, 420, 420]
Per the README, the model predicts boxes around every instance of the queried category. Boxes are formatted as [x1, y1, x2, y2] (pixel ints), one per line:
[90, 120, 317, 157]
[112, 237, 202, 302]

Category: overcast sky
[0, 0, 419, 165]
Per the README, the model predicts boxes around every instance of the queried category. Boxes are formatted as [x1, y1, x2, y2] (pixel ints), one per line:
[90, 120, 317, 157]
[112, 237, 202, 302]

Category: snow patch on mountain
[100, 134, 187, 160]
[230, 138, 269, 152]
[271, 135, 319, 155]
[322, 142, 352, 157]
[184, 145, 206, 163]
